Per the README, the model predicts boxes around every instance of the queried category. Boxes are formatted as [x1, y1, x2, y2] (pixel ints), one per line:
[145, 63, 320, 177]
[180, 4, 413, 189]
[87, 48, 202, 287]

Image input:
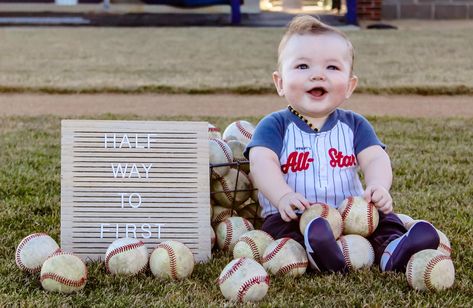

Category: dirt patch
[0, 93, 472, 118]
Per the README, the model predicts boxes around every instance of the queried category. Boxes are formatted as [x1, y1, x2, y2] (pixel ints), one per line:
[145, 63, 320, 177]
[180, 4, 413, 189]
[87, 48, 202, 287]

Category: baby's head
[277, 15, 355, 76]
[273, 15, 358, 119]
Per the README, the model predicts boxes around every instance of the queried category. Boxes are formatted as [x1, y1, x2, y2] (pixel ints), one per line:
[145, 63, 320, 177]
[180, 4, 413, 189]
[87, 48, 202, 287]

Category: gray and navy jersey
[244, 108, 385, 218]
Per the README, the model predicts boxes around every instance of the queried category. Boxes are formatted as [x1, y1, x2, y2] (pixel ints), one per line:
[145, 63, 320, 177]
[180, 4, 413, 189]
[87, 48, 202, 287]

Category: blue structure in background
[345, 0, 358, 25]
[142, 0, 242, 24]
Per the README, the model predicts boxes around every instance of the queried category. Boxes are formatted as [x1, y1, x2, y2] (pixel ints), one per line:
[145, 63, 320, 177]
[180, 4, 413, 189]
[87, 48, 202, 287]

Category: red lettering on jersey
[328, 148, 356, 168]
[281, 151, 314, 174]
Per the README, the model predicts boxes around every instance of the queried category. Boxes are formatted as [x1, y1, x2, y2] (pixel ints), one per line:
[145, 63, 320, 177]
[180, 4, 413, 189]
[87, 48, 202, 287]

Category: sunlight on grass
[0, 27, 472, 95]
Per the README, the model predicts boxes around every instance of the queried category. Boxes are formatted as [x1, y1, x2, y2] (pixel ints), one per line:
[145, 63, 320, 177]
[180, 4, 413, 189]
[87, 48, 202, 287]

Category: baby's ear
[272, 71, 285, 96]
[345, 75, 358, 99]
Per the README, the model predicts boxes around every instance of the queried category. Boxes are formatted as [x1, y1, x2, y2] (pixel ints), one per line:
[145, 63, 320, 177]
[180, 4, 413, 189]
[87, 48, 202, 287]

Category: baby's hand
[363, 185, 393, 214]
[277, 192, 310, 222]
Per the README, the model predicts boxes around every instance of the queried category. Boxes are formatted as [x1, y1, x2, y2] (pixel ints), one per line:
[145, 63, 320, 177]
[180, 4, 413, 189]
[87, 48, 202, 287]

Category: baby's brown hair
[278, 15, 355, 75]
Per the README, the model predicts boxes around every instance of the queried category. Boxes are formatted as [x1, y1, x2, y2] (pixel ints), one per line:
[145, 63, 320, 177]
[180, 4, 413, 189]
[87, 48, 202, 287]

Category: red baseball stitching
[208, 127, 220, 132]
[240, 236, 261, 262]
[275, 261, 308, 276]
[217, 176, 235, 205]
[211, 138, 232, 163]
[339, 236, 352, 269]
[223, 220, 233, 251]
[367, 202, 375, 235]
[157, 243, 178, 280]
[320, 203, 329, 219]
[235, 121, 253, 141]
[218, 257, 246, 285]
[438, 243, 452, 255]
[16, 233, 52, 273]
[213, 209, 233, 225]
[261, 238, 290, 263]
[406, 257, 414, 288]
[242, 218, 253, 231]
[341, 197, 353, 221]
[237, 275, 270, 302]
[424, 254, 452, 291]
[40, 252, 87, 288]
[105, 241, 145, 273]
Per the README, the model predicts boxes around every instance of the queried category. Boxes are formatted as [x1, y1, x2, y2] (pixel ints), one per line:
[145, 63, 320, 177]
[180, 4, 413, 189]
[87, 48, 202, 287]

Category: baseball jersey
[244, 107, 385, 218]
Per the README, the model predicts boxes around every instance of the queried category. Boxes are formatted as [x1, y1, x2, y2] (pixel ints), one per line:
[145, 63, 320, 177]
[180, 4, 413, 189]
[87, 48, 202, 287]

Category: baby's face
[274, 33, 357, 119]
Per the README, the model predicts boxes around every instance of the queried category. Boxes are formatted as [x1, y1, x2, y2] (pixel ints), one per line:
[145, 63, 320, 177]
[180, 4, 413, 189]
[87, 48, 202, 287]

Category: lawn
[1, 25, 473, 95]
[0, 115, 472, 306]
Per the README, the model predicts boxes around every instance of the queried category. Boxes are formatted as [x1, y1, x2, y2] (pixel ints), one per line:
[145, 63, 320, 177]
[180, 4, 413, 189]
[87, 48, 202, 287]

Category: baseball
[216, 217, 254, 253]
[262, 237, 308, 277]
[208, 123, 222, 139]
[233, 230, 274, 263]
[218, 257, 270, 302]
[105, 237, 148, 275]
[299, 203, 343, 240]
[237, 202, 263, 230]
[435, 228, 452, 256]
[211, 227, 216, 249]
[222, 120, 255, 145]
[338, 196, 379, 237]
[396, 213, 415, 230]
[337, 234, 375, 270]
[211, 205, 238, 227]
[209, 138, 233, 179]
[211, 168, 252, 208]
[406, 249, 455, 291]
[40, 252, 87, 293]
[149, 240, 194, 280]
[15, 233, 60, 274]
[226, 139, 250, 173]
[401, 219, 452, 256]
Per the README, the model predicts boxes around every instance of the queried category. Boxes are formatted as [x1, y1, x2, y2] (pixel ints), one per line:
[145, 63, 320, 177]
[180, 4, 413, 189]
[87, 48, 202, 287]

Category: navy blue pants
[261, 211, 406, 264]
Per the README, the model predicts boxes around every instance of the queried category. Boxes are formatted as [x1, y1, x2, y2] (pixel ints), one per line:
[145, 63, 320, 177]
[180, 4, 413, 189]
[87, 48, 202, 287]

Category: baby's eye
[327, 65, 339, 70]
[296, 64, 309, 69]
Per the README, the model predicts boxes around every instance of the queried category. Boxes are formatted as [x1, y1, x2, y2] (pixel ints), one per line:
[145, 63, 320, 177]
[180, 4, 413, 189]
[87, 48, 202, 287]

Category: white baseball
[338, 196, 379, 237]
[216, 217, 254, 253]
[211, 205, 238, 227]
[218, 257, 270, 302]
[226, 139, 250, 173]
[211, 227, 216, 249]
[233, 230, 274, 263]
[150, 240, 194, 280]
[209, 138, 233, 179]
[262, 238, 308, 277]
[15, 233, 60, 274]
[337, 234, 375, 270]
[222, 120, 255, 145]
[406, 249, 455, 291]
[40, 252, 87, 293]
[211, 168, 252, 208]
[396, 213, 415, 230]
[402, 219, 452, 256]
[236, 202, 263, 230]
[299, 203, 343, 240]
[436, 228, 452, 256]
[208, 123, 222, 139]
[105, 237, 148, 275]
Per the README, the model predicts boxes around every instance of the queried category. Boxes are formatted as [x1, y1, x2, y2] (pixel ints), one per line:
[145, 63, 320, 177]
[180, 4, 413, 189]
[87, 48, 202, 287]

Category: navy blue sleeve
[352, 113, 385, 155]
[243, 111, 287, 160]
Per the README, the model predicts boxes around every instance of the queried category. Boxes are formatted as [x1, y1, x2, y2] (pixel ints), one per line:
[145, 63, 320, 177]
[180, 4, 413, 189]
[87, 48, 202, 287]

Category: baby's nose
[310, 72, 326, 81]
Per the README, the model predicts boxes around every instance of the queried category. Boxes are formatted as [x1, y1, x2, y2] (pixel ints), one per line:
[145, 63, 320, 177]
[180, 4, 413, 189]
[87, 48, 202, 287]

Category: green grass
[1, 26, 473, 95]
[0, 115, 472, 306]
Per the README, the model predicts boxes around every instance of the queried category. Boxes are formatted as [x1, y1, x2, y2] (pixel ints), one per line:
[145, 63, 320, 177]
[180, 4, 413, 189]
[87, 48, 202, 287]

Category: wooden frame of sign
[61, 120, 210, 263]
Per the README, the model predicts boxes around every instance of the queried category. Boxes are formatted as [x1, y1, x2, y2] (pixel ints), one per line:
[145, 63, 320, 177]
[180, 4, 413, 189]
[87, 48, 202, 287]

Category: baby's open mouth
[308, 87, 327, 97]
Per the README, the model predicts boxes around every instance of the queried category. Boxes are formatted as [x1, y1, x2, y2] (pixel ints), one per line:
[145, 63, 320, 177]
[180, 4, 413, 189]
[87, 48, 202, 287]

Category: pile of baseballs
[16, 233, 195, 294]
[208, 121, 263, 242]
[395, 213, 455, 291]
[15, 233, 87, 294]
[298, 198, 377, 271]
